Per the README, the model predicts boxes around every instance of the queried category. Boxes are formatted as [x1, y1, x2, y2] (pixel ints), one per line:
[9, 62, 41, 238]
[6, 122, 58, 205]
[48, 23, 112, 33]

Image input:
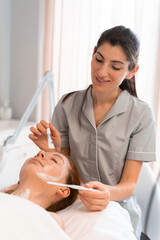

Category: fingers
[80, 181, 109, 198]
[49, 123, 61, 152]
[28, 133, 38, 141]
[28, 121, 49, 150]
[28, 120, 61, 152]
[79, 181, 110, 211]
[49, 123, 60, 138]
[30, 120, 49, 137]
[40, 120, 49, 128]
[29, 121, 59, 137]
[80, 196, 109, 211]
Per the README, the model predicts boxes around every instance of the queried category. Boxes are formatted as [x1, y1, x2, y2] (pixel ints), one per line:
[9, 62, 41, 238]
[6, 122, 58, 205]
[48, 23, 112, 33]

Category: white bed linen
[57, 199, 137, 240]
[0, 192, 71, 240]
[0, 192, 137, 240]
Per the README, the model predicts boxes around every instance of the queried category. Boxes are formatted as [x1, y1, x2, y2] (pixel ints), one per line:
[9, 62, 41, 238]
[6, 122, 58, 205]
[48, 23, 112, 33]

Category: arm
[80, 105, 155, 211]
[79, 159, 142, 210]
[106, 159, 143, 201]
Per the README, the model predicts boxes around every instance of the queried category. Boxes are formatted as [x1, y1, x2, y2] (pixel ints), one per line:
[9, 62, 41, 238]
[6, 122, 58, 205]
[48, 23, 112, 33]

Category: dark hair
[95, 25, 140, 97]
[62, 26, 140, 124]
[2, 154, 81, 212]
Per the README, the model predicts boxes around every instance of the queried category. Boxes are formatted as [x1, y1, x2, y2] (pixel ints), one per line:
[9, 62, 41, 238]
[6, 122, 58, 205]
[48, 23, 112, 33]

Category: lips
[95, 76, 110, 83]
[29, 158, 44, 167]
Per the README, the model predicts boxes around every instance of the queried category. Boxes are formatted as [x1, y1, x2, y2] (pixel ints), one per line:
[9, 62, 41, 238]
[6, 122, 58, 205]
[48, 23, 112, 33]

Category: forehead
[97, 42, 128, 61]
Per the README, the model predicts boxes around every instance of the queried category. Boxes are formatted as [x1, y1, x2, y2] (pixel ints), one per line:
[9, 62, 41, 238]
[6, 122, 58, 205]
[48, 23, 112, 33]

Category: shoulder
[48, 211, 65, 230]
[57, 87, 90, 109]
[127, 92, 154, 119]
[62, 89, 87, 101]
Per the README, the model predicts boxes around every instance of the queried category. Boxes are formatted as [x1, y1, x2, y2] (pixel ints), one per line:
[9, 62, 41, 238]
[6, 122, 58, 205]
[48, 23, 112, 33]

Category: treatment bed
[0, 192, 136, 240]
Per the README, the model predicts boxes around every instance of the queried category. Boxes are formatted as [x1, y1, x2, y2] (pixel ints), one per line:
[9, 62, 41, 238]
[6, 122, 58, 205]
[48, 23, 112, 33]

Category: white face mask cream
[19, 188, 30, 199]
[14, 188, 30, 200]
[37, 152, 67, 182]
[36, 152, 100, 192]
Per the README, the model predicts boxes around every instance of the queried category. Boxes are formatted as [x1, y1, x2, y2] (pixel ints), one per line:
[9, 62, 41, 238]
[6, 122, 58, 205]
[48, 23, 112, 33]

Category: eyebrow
[97, 51, 104, 59]
[52, 153, 64, 164]
[111, 60, 124, 65]
[97, 51, 124, 65]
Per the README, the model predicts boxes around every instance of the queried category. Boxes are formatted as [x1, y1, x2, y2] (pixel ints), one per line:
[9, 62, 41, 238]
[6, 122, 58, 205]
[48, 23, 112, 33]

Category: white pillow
[57, 199, 136, 240]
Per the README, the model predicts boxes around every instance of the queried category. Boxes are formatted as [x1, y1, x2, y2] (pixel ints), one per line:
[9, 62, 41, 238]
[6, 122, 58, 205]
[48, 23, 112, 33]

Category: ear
[56, 187, 70, 199]
[126, 65, 139, 80]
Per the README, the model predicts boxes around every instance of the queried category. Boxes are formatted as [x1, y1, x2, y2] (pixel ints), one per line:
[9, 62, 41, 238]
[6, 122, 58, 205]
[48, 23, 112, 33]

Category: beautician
[29, 26, 156, 239]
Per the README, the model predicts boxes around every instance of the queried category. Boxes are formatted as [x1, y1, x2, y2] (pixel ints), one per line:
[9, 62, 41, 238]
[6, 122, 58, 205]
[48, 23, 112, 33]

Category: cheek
[19, 165, 37, 182]
[91, 62, 94, 74]
[91, 58, 97, 72]
[44, 164, 62, 176]
[113, 72, 127, 82]
[43, 162, 67, 181]
[19, 162, 30, 177]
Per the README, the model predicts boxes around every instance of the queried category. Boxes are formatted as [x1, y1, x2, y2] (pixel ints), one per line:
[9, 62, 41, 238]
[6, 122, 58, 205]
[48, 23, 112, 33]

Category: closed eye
[50, 153, 64, 165]
[96, 57, 103, 63]
[51, 158, 58, 164]
[112, 66, 121, 70]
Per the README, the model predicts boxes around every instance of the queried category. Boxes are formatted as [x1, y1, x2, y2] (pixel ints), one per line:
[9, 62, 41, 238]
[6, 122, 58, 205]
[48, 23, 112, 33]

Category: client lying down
[0, 149, 137, 239]
[1, 150, 81, 230]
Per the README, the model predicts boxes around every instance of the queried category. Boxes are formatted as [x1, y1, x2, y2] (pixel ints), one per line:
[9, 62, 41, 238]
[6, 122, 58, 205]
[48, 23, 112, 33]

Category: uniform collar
[83, 88, 130, 129]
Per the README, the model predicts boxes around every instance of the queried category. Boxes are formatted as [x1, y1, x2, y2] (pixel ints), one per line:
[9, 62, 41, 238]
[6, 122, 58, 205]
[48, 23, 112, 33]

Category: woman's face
[20, 151, 70, 184]
[91, 42, 131, 93]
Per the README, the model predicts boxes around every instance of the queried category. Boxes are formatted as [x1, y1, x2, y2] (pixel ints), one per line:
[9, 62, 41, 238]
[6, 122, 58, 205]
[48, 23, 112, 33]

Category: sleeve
[126, 105, 156, 162]
[52, 97, 70, 148]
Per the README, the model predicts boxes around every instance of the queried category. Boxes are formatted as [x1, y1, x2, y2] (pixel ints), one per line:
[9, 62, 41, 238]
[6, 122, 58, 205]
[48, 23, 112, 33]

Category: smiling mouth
[95, 77, 110, 83]
[29, 158, 44, 167]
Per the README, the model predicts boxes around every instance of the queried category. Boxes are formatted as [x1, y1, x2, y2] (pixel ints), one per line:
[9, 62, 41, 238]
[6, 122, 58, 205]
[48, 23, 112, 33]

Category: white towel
[0, 192, 71, 240]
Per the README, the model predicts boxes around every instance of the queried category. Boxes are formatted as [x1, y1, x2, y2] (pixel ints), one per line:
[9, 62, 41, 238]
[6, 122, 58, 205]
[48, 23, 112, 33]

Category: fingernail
[85, 184, 90, 187]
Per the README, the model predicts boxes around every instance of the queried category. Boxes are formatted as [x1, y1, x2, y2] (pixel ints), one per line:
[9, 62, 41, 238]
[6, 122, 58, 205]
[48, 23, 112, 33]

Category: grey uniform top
[52, 88, 156, 239]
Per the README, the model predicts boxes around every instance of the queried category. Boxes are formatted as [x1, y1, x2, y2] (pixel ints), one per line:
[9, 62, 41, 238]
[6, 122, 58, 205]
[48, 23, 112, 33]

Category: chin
[93, 84, 109, 93]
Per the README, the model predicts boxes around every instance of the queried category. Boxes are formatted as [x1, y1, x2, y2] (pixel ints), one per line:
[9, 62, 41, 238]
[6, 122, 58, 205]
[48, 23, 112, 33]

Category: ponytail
[119, 76, 137, 97]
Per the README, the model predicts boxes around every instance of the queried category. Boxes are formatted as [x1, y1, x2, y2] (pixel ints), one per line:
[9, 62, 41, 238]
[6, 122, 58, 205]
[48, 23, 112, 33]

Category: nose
[36, 150, 46, 160]
[97, 64, 109, 78]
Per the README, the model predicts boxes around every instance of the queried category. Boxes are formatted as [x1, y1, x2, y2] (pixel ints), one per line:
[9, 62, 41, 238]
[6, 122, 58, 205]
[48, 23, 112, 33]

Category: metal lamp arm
[4, 71, 54, 146]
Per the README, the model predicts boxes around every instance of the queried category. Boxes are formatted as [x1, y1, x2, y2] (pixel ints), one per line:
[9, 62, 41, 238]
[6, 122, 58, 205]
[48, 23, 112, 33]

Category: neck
[12, 183, 57, 209]
[91, 87, 122, 106]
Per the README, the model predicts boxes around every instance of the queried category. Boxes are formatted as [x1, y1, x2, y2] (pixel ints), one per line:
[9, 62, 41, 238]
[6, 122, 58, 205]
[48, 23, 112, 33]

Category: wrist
[55, 147, 61, 152]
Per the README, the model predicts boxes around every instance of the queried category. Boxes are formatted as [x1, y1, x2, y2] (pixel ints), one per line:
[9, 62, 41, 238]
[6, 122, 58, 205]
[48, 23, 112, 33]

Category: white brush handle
[47, 128, 54, 149]
[47, 181, 100, 192]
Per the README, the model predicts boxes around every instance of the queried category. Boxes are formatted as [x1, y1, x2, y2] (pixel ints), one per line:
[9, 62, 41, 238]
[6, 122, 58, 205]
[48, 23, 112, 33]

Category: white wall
[0, 0, 11, 106]
[0, 0, 45, 121]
